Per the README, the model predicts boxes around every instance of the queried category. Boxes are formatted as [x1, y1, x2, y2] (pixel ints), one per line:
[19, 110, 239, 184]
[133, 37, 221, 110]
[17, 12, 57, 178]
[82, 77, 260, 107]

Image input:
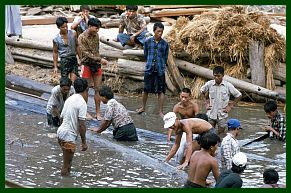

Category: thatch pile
[165, 6, 285, 97]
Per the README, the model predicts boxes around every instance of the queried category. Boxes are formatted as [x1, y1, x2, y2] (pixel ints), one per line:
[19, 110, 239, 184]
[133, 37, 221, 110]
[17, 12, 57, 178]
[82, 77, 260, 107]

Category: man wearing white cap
[215, 152, 247, 188]
[220, 118, 242, 170]
[163, 112, 215, 170]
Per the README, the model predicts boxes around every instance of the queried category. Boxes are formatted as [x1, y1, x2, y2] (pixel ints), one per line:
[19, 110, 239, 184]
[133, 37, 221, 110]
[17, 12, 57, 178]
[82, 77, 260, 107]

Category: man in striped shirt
[220, 118, 242, 170]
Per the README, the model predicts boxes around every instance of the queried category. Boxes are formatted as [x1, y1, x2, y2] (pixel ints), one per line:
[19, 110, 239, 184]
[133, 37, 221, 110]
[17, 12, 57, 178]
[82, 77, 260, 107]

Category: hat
[227, 118, 242, 130]
[232, 152, 247, 167]
[163, 112, 177, 128]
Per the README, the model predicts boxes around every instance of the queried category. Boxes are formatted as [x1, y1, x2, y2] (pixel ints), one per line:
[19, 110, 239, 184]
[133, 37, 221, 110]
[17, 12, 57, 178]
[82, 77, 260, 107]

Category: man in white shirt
[46, 77, 75, 127]
[57, 78, 89, 176]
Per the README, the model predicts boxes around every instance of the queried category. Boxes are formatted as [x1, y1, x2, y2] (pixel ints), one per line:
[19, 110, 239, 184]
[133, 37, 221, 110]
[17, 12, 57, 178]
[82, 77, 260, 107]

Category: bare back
[179, 118, 213, 135]
[187, 150, 219, 187]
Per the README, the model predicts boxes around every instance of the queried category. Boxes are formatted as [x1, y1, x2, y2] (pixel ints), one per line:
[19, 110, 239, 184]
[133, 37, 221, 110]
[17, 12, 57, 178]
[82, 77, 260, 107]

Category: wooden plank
[150, 5, 220, 10]
[150, 8, 221, 17]
[21, 16, 74, 26]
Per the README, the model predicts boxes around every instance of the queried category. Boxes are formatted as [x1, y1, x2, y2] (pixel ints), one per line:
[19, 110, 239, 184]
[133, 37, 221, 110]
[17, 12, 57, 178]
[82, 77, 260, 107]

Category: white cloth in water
[174, 132, 198, 164]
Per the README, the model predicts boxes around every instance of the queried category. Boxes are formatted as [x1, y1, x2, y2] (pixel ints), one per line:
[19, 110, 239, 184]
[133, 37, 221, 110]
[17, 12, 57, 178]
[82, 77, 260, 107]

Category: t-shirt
[57, 94, 87, 143]
[46, 85, 75, 115]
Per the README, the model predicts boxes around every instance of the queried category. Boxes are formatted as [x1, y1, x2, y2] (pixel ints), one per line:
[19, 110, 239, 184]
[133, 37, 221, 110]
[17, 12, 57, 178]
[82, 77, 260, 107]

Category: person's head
[163, 112, 177, 130]
[59, 77, 72, 95]
[56, 17, 68, 33]
[179, 88, 191, 104]
[264, 100, 278, 119]
[99, 86, 114, 104]
[227, 118, 242, 137]
[73, 78, 88, 94]
[195, 113, 209, 122]
[231, 152, 247, 174]
[263, 168, 279, 184]
[88, 18, 101, 34]
[213, 66, 224, 84]
[80, 5, 90, 16]
[126, 5, 138, 19]
[153, 22, 164, 40]
[200, 133, 220, 156]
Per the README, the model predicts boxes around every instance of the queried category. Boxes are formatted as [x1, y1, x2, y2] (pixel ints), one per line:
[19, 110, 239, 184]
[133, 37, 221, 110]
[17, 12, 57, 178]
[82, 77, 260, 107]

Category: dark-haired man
[263, 100, 286, 142]
[200, 66, 242, 135]
[57, 78, 89, 176]
[90, 86, 138, 141]
[185, 133, 220, 188]
[78, 18, 108, 120]
[116, 5, 148, 49]
[136, 22, 169, 117]
[47, 77, 75, 127]
[53, 17, 80, 82]
[71, 5, 96, 37]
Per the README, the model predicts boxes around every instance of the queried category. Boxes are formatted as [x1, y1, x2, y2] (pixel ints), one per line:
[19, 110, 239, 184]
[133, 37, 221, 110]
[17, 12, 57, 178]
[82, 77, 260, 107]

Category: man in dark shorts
[90, 86, 138, 141]
[136, 22, 169, 118]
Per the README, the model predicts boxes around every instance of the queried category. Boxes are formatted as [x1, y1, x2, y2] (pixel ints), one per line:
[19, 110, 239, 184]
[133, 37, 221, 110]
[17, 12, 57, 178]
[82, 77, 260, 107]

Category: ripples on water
[5, 95, 286, 188]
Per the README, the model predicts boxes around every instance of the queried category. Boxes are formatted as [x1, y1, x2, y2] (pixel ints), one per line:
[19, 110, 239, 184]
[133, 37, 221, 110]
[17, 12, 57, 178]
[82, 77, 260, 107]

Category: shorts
[47, 113, 60, 127]
[113, 123, 138, 141]
[143, 72, 166, 94]
[81, 65, 102, 78]
[58, 138, 76, 153]
[184, 180, 205, 188]
[209, 118, 227, 130]
[60, 56, 79, 77]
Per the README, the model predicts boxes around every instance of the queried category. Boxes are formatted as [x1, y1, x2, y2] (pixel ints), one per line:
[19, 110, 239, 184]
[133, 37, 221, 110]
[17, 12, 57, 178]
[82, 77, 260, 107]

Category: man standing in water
[57, 78, 88, 176]
[78, 18, 108, 120]
[136, 22, 169, 117]
[200, 66, 242, 135]
[167, 88, 200, 143]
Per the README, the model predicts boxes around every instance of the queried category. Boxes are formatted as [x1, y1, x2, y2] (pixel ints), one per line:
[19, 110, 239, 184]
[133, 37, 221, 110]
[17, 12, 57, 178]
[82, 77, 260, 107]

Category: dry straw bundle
[165, 6, 285, 92]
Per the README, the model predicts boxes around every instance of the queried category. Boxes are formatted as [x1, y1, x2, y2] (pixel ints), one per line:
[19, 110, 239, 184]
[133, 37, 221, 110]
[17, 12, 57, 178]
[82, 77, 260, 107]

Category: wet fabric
[53, 30, 77, 58]
[215, 170, 243, 188]
[60, 56, 79, 77]
[184, 180, 205, 188]
[113, 123, 138, 141]
[143, 72, 166, 94]
[47, 113, 61, 127]
[58, 138, 76, 153]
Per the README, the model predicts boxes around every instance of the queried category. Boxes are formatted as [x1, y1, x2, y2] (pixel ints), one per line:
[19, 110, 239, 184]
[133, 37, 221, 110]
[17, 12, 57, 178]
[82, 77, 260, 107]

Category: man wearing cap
[215, 152, 247, 188]
[163, 112, 215, 170]
[220, 118, 242, 170]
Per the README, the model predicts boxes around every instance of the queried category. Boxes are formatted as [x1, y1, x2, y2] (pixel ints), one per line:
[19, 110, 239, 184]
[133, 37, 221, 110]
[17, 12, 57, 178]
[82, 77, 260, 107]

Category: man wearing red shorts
[78, 18, 108, 120]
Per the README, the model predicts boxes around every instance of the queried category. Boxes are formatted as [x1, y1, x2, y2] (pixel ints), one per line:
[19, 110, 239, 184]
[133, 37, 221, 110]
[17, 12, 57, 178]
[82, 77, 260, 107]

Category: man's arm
[167, 106, 178, 143]
[165, 133, 182, 162]
[211, 159, 220, 182]
[224, 95, 242, 113]
[177, 129, 193, 170]
[78, 119, 88, 151]
[90, 120, 111, 133]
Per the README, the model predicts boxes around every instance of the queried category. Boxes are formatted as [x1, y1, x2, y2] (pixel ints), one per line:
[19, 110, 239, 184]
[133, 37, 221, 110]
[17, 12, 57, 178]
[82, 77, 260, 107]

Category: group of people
[45, 5, 285, 188]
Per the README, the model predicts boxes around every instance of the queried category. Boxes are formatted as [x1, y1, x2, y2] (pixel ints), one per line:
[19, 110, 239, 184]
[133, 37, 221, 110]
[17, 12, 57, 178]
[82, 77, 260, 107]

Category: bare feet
[113, 38, 119, 42]
[136, 107, 145, 114]
[86, 112, 93, 121]
[132, 44, 143, 50]
[96, 114, 103, 121]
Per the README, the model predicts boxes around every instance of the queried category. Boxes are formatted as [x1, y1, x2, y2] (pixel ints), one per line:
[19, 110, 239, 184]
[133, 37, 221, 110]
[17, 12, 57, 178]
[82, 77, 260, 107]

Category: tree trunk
[100, 36, 125, 50]
[249, 41, 265, 87]
[273, 63, 286, 82]
[175, 58, 285, 102]
[5, 37, 52, 51]
[166, 49, 184, 91]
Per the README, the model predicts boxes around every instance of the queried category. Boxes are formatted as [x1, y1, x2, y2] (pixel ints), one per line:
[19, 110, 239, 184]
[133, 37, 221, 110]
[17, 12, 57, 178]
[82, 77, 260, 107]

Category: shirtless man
[167, 88, 199, 143]
[163, 112, 215, 170]
[185, 132, 220, 188]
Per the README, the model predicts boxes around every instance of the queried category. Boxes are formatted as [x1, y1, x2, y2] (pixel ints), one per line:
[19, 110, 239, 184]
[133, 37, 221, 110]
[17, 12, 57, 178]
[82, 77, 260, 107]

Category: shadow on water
[5, 92, 285, 188]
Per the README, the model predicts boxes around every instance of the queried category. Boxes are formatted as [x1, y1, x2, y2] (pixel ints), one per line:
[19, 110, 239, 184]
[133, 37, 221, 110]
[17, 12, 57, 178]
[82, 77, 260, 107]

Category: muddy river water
[5, 90, 286, 188]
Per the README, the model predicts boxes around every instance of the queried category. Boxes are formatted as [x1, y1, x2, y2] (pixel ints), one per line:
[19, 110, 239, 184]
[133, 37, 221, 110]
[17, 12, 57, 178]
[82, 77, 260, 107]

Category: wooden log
[21, 16, 74, 26]
[123, 49, 144, 57]
[100, 36, 125, 50]
[5, 44, 14, 64]
[175, 58, 285, 102]
[275, 86, 286, 97]
[12, 55, 53, 68]
[11, 50, 54, 63]
[165, 70, 177, 93]
[273, 63, 286, 82]
[150, 8, 221, 17]
[167, 49, 184, 91]
[154, 17, 176, 25]
[5, 37, 52, 51]
[249, 41, 265, 87]
[150, 5, 220, 10]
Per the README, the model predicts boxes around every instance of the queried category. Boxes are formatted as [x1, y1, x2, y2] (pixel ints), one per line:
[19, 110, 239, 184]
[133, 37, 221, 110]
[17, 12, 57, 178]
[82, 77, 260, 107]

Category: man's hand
[100, 58, 108, 65]
[223, 105, 232, 113]
[81, 143, 88, 151]
[53, 67, 58, 75]
[263, 126, 272, 132]
[176, 162, 188, 170]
